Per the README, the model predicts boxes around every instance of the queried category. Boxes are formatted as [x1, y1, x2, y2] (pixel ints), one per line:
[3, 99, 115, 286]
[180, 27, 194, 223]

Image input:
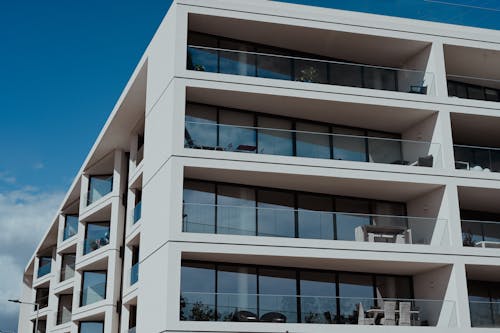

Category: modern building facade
[17, 0, 500, 332]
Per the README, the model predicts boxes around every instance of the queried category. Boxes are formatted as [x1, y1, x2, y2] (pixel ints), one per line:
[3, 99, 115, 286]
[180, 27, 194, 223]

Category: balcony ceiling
[451, 113, 500, 148]
[189, 14, 431, 68]
[458, 186, 500, 214]
[445, 45, 500, 89]
[466, 264, 500, 282]
[188, 87, 435, 133]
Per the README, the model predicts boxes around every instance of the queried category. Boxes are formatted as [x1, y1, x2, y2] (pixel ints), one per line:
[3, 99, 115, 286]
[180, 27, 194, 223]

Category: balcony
[87, 175, 113, 206]
[56, 294, 72, 325]
[180, 260, 455, 327]
[468, 277, 500, 328]
[60, 254, 76, 282]
[187, 44, 431, 95]
[445, 44, 500, 103]
[185, 108, 439, 168]
[181, 292, 452, 326]
[80, 271, 107, 306]
[183, 203, 441, 245]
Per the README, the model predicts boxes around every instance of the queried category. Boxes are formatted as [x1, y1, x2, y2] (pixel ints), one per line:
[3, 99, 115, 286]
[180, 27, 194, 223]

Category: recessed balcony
[459, 186, 500, 249]
[467, 265, 500, 328]
[80, 270, 107, 307]
[56, 293, 73, 325]
[63, 214, 79, 241]
[187, 14, 433, 95]
[445, 45, 500, 103]
[183, 176, 446, 246]
[83, 221, 110, 255]
[185, 100, 440, 168]
[37, 257, 52, 279]
[180, 260, 455, 327]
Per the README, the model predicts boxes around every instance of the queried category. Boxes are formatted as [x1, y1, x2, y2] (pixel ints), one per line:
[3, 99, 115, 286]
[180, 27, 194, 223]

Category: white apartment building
[17, 0, 500, 332]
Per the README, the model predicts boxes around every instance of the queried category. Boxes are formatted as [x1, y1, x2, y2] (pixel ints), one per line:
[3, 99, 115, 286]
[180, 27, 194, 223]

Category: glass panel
[491, 150, 500, 172]
[256, 47, 292, 80]
[217, 265, 257, 321]
[183, 180, 215, 233]
[483, 222, 500, 243]
[363, 67, 397, 91]
[374, 275, 412, 299]
[296, 122, 331, 159]
[258, 268, 297, 323]
[367, 131, 403, 164]
[329, 62, 363, 88]
[469, 301, 496, 327]
[219, 40, 256, 76]
[187, 33, 218, 72]
[81, 271, 106, 306]
[257, 116, 293, 156]
[455, 84, 468, 98]
[332, 127, 366, 162]
[185, 104, 217, 149]
[471, 148, 491, 170]
[80, 322, 104, 333]
[297, 194, 334, 240]
[335, 198, 371, 241]
[88, 175, 113, 205]
[63, 215, 78, 240]
[294, 59, 328, 84]
[461, 220, 484, 247]
[33, 320, 46, 333]
[257, 190, 295, 237]
[454, 146, 474, 169]
[338, 273, 374, 324]
[372, 202, 407, 228]
[130, 262, 139, 285]
[181, 262, 216, 321]
[485, 88, 499, 102]
[300, 271, 337, 324]
[61, 254, 76, 281]
[219, 110, 256, 153]
[217, 185, 256, 235]
[467, 86, 485, 101]
[84, 222, 110, 255]
[447, 81, 457, 97]
[57, 294, 72, 325]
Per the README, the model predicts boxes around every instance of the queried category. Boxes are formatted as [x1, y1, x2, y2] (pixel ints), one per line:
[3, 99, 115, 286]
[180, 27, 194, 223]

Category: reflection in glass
[332, 127, 366, 162]
[259, 268, 297, 323]
[257, 117, 293, 156]
[185, 104, 217, 149]
[217, 185, 255, 235]
[81, 271, 106, 306]
[80, 322, 104, 333]
[257, 47, 292, 80]
[336, 198, 371, 241]
[63, 215, 78, 240]
[84, 222, 110, 255]
[183, 180, 215, 233]
[219, 110, 256, 153]
[88, 175, 113, 205]
[187, 33, 218, 72]
[295, 59, 328, 84]
[297, 194, 334, 240]
[219, 41, 256, 76]
[257, 190, 295, 237]
[338, 273, 374, 324]
[181, 262, 216, 321]
[329, 62, 363, 88]
[296, 122, 331, 159]
[217, 265, 257, 321]
[300, 271, 337, 323]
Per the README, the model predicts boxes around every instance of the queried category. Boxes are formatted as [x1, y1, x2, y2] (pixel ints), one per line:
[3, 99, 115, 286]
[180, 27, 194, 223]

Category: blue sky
[0, 0, 498, 331]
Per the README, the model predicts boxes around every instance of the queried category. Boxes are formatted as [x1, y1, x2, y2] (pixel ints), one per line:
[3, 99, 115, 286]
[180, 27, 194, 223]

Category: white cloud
[0, 186, 64, 329]
[33, 162, 45, 170]
[0, 171, 16, 184]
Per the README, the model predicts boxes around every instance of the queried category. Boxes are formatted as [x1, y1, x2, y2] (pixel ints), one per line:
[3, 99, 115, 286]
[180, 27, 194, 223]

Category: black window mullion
[332, 197, 338, 241]
[294, 193, 299, 239]
[296, 270, 301, 323]
[335, 273, 341, 324]
[256, 267, 260, 319]
[364, 130, 370, 163]
[214, 264, 218, 321]
[292, 121, 297, 157]
[214, 183, 218, 234]
[255, 189, 259, 236]
[216, 108, 220, 148]
[329, 125, 334, 160]
[254, 113, 258, 154]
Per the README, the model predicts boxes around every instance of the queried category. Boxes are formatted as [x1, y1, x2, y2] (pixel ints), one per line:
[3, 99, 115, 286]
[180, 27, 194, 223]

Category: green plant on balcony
[297, 66, 320, 83]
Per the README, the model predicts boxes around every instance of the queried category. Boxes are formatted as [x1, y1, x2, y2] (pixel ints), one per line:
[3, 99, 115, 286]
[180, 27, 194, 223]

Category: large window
[63, 215, 78, 240]
[186, 32, 424, 94]
[185, 103, 409, 165]
[60, 254, 76, 281]
[80, 271, 107, 306]
[57, 294, 72, 325]
[35, 288, 49, 309]
[182, 179, 406, 242]
[79, 322, 104, 333]
[83, 222, 110, 255]
[37, 256, 52, 278]
[461, 210, 500, 247]
[87, 175, 113, 205]
[180, 261, 414, 324]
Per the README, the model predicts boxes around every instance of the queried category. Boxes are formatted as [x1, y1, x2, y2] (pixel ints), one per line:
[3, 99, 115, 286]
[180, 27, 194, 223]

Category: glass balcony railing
[87, 175, 113, 206]
[454, 144, 500, 173]
[37, 262, 51, 278]
[83, 237, 109, 255]
[60, 265, 76, 282]
[469, 301, 500, 327]
[128, 328, 136, 333]
[182, 203, 442, 245]
[187, 45, 433, 95]
[180, 292, 455, 327]
[81, 282, 106, 306]
[185, 122, 439, 168]
[130, 263, 139, 286]
[133, 202, 142, 224]
[461, 219, 500, 248]
[35, 294, 49, 310]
